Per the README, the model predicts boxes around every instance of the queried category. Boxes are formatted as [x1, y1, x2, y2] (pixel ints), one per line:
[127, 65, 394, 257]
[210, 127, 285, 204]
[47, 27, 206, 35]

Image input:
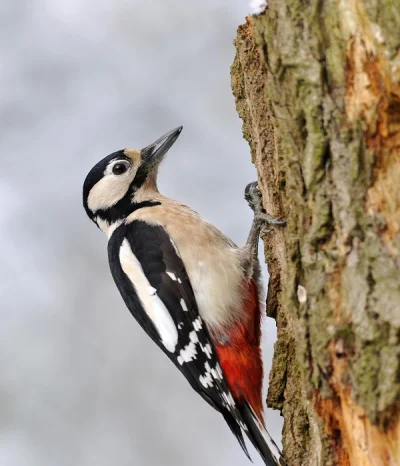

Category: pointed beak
[140, 126, 183, 171]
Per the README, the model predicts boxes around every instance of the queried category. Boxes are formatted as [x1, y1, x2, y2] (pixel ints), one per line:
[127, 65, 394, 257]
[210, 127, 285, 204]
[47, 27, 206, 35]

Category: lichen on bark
[231, 1, 400, 464]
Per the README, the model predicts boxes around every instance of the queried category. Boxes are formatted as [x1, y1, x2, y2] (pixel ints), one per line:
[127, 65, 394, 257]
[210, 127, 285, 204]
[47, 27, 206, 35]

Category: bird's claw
[244, 181, 286, 227]
[255, 213, 287, 227]
[244, 181, 261, 212]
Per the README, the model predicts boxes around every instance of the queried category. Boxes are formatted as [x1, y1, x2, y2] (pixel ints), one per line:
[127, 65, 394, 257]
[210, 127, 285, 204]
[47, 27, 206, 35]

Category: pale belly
[126, 204, 247, 332]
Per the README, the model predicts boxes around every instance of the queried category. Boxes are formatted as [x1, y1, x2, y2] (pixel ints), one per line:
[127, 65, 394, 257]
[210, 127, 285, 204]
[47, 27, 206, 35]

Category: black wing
[108, 220, 251, 457]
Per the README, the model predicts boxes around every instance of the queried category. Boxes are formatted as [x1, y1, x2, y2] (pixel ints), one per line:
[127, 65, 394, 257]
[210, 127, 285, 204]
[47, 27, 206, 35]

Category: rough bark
[231, 3, 400, 465]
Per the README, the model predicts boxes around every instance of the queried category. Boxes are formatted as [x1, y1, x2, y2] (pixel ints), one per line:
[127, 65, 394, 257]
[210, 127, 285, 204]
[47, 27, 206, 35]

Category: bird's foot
[244, 181, 286, 227]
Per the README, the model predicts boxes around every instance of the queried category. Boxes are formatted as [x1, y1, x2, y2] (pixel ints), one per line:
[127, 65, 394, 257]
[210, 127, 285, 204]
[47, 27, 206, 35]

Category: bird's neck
[96, 216, 123, 239]
[96, 197, 164, 239]
[95, 176, 163, 238]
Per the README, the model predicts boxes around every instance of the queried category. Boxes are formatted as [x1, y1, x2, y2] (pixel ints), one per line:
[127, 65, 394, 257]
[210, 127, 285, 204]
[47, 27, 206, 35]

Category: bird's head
[83, 126, 182, 229]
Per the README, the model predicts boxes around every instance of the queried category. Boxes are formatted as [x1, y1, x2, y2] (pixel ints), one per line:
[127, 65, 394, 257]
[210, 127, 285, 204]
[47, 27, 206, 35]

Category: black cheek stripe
[96, 200, 161, 224]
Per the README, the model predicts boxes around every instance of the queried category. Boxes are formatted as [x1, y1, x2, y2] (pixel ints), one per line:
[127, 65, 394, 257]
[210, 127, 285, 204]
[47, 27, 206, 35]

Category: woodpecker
[82, 127, 285, 465]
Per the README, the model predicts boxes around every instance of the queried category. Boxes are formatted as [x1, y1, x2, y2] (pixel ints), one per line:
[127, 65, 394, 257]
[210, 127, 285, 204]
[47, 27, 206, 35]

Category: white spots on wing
[180, 298, 188, 311]
[189, 330, 199, 344]
[222, 391, 235, 407]
[191, 317, 211, 360]
[204, 343, 212, 359]
[210, 367, 220, 379]
[176, 317, 225, 403]
[215, 364, 223, 380]
[119, 239, 178, 353]
[197, 340, 212, 360]
[199, 359, 227, 392]
[177, 278, 182, 284]
[199, 362, 226, 390]
[173, 318, 237, 412]
[239, 421, 248, 432]
[199, 371, 213, 388]
[178, 323, 214, 365]
[166, 271, 177, 281]
[193, 317, 202, 332]
[177, 331, 200, 365]
[178, 339, 197, 364]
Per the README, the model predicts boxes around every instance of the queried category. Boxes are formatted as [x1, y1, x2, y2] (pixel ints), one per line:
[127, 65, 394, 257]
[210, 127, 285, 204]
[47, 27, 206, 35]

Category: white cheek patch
[119, 239, 178, 353]
[87, 168, 134, 213]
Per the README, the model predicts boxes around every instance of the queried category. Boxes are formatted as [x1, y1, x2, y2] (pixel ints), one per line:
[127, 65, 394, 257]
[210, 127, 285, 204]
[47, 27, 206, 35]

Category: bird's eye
[112, 162, 129, 175]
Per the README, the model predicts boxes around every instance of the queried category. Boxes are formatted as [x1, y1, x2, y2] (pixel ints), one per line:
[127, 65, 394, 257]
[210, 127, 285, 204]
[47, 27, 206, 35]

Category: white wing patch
[222, 391, 235, 407]
[199, 371, 213, 388]
[177, 331, 198, 365]
[166, 271, 177, 281]
[180, 298, 188, 311]
[203, 343, 213, 359]
[119, 239, 178, 353]
[193, 317, 202, 331]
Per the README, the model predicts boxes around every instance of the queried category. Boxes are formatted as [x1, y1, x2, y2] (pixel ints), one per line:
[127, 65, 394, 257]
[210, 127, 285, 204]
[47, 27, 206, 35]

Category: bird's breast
[126, 203, 247, 332]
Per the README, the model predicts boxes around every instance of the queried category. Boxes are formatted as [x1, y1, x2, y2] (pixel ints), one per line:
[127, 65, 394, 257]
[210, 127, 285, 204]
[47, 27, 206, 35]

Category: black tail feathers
[222, 409, 252, 461]
[224, 401, 284, 466]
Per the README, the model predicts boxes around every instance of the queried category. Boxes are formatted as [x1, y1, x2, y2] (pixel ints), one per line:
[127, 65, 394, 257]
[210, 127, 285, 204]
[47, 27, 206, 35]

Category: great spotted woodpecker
[82, 127, 285, 465]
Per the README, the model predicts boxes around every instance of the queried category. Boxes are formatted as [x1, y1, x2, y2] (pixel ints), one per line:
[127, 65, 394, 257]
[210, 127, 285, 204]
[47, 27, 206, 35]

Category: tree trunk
[231, 3, 400, 465]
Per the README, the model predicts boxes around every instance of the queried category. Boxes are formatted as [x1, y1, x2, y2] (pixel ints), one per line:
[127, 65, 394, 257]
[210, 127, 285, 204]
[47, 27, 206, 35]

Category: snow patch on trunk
[249, 0, 267, 15]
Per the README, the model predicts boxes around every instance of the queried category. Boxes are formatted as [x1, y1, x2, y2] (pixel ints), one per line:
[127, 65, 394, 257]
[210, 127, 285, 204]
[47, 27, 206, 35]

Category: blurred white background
[0, 1, 283, 465]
